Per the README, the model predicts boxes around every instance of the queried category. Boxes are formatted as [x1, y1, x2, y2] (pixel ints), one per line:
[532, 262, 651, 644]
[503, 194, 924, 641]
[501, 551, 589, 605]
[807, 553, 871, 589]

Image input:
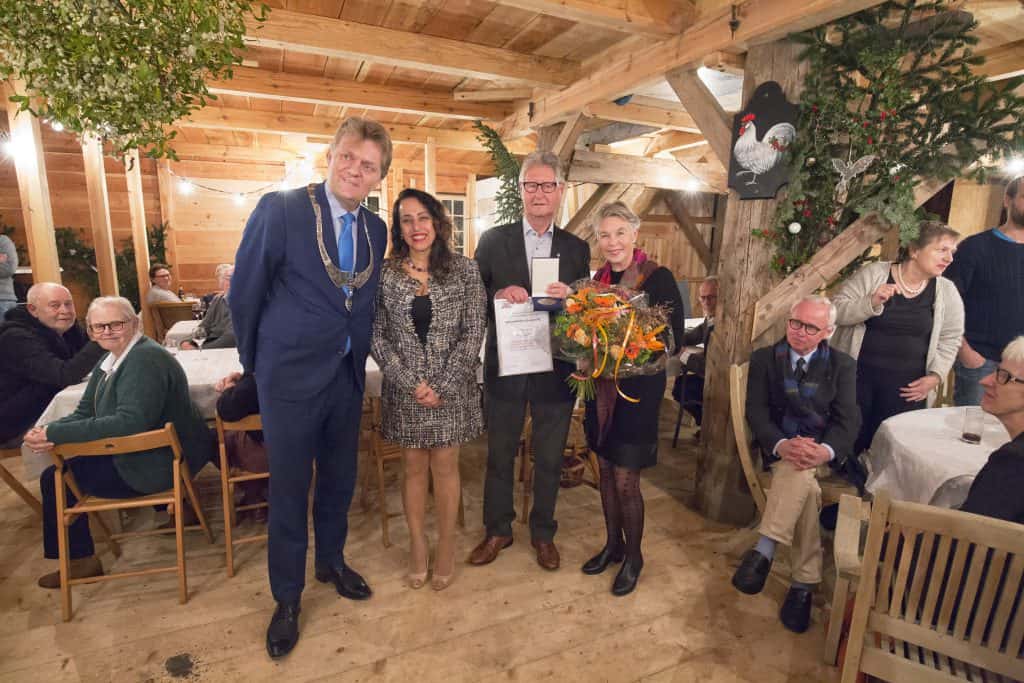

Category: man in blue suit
[230, 117, 392, 659]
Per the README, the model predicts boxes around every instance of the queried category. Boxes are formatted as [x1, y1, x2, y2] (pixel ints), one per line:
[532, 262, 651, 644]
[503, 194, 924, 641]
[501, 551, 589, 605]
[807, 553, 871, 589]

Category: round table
[865, 406, 1010, 508]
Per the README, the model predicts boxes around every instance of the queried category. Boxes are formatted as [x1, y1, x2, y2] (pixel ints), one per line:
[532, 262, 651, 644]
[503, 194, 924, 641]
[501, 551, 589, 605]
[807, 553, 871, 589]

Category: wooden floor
[0, 404, 841, 682]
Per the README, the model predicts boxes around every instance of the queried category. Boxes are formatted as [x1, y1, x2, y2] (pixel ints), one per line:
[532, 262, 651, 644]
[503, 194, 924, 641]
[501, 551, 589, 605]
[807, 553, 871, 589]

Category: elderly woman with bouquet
[559, 201, 684, 595]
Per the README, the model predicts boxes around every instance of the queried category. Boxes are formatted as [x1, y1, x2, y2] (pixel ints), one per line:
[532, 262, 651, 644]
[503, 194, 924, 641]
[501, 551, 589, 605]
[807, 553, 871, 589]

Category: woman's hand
[413, 381, 443, 408]
[900, 374, 940, 403]
[23, 426, 54, 453]
[870, 283, 897, 309]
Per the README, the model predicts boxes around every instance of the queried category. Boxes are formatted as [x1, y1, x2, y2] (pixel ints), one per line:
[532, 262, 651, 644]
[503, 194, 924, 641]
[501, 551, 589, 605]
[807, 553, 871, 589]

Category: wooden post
[82, 135, 119, 296]
[464, 173, 477, 257]
[424, 137, 437, 195]
[948, 179, 1005, 237]
[696, 39, 808, 524]
[155, 159, 179, 274]
[4, 83, 60, 283]
[124, 150, 154, 337]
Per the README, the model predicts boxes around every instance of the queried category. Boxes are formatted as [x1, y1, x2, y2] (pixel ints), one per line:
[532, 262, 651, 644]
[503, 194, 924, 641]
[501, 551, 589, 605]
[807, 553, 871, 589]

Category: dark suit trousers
[260, 354, 362, 604]
[483, 387, 573, 541]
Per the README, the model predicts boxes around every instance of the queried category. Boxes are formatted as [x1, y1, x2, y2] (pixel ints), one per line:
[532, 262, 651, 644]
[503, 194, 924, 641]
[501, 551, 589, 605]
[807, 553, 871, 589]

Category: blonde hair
[591, 201, 641, 238]
[331, 117, 393, 176]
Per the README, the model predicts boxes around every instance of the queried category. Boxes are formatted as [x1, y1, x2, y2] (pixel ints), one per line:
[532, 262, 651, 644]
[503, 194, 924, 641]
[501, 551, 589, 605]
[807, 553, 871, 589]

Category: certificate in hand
[495, 299, 554, 377]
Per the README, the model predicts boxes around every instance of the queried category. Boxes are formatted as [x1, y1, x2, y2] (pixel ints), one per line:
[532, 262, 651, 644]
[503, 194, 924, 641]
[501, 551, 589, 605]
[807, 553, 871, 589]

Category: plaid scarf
[774, 339, 832, 441]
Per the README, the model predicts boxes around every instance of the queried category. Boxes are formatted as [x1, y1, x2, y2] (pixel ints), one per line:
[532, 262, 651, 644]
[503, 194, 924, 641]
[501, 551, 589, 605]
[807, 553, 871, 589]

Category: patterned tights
[597, 456, 645, 562]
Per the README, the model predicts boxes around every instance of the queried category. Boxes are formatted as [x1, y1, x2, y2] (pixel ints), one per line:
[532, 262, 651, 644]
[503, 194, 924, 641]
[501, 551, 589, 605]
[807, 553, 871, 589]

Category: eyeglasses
[521, 181, 559, 194]
[995, 367, 1024, 386]
[90, 320, 128, 333]
[787, 318, 825, 336]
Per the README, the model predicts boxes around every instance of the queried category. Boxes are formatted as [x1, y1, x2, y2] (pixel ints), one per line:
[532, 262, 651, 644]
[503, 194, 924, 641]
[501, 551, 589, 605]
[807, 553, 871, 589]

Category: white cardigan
[830, 261, 964, 405]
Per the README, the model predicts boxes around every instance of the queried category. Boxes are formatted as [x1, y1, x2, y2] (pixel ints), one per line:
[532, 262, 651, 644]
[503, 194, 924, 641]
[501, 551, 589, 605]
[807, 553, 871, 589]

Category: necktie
[338, 212, 354, 273]
[794, 357, 807, 383]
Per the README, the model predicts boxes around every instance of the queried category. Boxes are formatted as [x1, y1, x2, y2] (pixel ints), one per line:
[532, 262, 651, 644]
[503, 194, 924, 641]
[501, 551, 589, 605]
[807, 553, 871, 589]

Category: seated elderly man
[731, 295, 860, 634]
[23, 296, 215, 587]
[181, 264, 235, 350]
[959, 336, 1024, 524]
[672, 276, 718, 427]
[0, 283, 104, 448]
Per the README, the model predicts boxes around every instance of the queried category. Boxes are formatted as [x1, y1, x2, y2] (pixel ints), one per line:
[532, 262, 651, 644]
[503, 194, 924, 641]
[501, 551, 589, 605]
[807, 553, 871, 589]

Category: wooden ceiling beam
[244, 8, 579, 87]
[490, 0, 696, 38]
[209, 67, 510, 121]
[509, 0, 887, 130]
[586, 101, 701, 131]
[568, 148, 701, 190]
[454, 88, 534, 102]
[976, 40, 1024, 81]
[643, 130, 705, 156]
[664, 67, 732, 165]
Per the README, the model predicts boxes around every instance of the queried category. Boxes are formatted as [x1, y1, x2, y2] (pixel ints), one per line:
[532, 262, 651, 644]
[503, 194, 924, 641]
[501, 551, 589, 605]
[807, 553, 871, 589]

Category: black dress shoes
[611, 556, 643, 596]
[581, 545, 625, 575]
[315, 562, 373, 601]
[780, 586, 813, 633]
[266, 601, 301, 659]
[732, 549, 772, 595]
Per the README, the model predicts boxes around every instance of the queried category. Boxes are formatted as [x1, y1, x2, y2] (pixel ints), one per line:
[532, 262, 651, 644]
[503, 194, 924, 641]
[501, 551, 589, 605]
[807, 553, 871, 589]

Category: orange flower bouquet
[552, 279, 674, 402]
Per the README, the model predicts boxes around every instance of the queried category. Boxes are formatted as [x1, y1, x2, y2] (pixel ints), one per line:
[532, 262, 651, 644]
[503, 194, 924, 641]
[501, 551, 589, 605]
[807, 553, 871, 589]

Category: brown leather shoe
[531, 539, 560, 571]
[467, 535, 513, 566]
[37, 555, 103, 589]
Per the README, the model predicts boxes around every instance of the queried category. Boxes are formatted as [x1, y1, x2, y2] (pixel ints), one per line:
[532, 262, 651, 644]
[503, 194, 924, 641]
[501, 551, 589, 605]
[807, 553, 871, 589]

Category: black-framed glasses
[90, 320, 128, 333]
[521, 181, 559, 194]
[787, 318, 823, 335]
[995, 367, 1024, 386]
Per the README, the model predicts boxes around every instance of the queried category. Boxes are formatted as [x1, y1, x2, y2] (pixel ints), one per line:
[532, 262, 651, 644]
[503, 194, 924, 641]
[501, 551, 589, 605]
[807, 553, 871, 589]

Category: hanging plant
[474, 121, 523, 225]
[761, 0, 1024, 275]
[0, 1, 268, 160]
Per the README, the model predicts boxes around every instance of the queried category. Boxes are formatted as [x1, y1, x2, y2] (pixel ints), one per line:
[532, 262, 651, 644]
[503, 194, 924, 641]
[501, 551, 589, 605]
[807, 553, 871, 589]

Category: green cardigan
[46, 336, 215, 493]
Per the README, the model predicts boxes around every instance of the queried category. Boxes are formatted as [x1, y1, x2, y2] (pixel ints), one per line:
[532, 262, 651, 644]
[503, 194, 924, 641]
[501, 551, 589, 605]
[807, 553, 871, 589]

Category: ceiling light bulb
[177, 179, 194, 195]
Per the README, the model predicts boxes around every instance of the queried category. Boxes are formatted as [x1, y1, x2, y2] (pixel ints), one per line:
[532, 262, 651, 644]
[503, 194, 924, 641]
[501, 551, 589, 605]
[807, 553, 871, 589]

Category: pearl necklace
[406, 257, 429, 274]
[894, 263, 926, 297]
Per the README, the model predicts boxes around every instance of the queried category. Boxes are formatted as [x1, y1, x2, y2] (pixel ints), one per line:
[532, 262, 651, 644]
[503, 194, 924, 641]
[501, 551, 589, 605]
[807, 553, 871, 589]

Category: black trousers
[856, 360, 926, 455]
[40, 456, 140, 560]
[483, 390, 573, 541]
[259, 354, 363, 604]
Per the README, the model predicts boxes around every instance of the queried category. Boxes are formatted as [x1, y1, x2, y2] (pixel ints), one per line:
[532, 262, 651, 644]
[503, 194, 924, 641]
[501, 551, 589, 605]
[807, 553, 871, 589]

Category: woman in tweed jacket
[371, 188, 486, 592]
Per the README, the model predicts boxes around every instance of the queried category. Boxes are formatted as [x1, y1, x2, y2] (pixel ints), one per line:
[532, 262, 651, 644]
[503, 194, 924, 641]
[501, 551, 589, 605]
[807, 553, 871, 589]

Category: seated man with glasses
[958, 336, 1024, 524]
[22, 296, 215, 588]
[731, 295, 861, 634]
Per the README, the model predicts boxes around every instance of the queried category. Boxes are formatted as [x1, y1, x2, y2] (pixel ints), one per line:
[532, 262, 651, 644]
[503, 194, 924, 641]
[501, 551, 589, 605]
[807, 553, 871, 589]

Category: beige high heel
[407, 536, 429, 590]
[431, 546, 456, 591]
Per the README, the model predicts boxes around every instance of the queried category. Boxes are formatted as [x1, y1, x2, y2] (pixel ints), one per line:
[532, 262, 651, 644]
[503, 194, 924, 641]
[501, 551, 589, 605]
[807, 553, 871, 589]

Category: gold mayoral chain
[308, 184, 376, 311]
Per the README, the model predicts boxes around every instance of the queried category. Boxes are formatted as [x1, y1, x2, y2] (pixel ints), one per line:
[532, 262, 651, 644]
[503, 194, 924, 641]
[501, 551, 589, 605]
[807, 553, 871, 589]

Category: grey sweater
[0, 235, 17, 303]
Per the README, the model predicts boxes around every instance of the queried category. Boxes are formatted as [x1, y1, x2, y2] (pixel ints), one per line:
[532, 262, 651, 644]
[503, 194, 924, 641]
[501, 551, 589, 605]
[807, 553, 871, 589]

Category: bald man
[0, 283, 104, 446]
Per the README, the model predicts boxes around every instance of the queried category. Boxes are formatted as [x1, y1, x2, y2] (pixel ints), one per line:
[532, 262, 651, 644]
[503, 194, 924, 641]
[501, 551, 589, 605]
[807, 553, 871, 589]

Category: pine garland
[474, 121, 523, 225]
[762, 0, 1024, 275]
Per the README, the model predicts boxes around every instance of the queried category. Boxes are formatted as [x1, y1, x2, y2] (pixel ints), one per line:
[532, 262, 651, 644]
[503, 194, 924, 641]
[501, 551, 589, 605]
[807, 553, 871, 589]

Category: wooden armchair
[824, 493, 872, 667]
[216, 413, 268, 577]
[151, 301, 194, 343]
[51, 423, 213, 621]
[842, 493, 1024, 682]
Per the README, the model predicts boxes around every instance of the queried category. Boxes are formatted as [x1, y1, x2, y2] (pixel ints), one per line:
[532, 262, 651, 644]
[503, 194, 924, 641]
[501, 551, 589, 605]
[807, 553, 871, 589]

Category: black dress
[583, 266, 686, 469]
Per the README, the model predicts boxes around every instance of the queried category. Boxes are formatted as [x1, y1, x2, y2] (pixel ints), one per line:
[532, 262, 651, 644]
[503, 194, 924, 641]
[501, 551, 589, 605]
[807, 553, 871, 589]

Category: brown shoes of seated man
[467, 535, 560, 571]
[37, 555, 103, 589]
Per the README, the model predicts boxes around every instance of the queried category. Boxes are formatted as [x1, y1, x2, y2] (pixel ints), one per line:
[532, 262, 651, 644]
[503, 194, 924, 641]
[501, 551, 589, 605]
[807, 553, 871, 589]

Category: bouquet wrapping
[552, 279, 674, 402]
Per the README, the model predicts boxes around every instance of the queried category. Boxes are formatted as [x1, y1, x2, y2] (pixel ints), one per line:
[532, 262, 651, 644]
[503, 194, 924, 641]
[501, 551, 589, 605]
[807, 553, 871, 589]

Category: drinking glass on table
[192, 326, 207, 355]
[961, 406, 985, 444]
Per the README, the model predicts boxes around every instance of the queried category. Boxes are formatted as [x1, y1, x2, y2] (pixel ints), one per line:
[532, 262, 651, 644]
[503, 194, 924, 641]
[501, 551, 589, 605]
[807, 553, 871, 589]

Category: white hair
[1003, 337, 1024, 365]
[26, 282, 70, 307]
[86, 296, 140, 329]
[214, 263, 234, 279]
[518, 151, 565, 185]
[790, 294, 837, 330]
[591, 201, 641, 238]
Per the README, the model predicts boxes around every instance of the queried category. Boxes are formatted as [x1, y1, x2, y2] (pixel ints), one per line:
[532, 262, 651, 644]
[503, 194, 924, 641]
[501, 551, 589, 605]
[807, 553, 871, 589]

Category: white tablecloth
[21, 348, 385, 478]
[866, 406, 1009, 508]
[684, 317, 705, 329]
[163, 320, 199, 347]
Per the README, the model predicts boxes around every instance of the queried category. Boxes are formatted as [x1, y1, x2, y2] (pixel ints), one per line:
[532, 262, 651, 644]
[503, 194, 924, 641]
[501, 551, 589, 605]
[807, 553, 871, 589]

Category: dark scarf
[592, 249, 660, 447]
[774, 338, 831, 441]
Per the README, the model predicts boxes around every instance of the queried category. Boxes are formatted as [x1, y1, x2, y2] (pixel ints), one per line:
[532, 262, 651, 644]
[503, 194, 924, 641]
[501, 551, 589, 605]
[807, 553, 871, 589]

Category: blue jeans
[953, 358, 998, 407]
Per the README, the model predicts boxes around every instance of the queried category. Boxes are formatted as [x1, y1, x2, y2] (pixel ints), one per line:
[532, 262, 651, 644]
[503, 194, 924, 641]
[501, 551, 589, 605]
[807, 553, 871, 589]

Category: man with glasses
[145, 263, 181, 305]
[470, 151, 591, 571]
[732, 295, 860, 634]
[673, 275, 718, 429]
[959, 336, 1024, 524]
[0, 283, 103, 449]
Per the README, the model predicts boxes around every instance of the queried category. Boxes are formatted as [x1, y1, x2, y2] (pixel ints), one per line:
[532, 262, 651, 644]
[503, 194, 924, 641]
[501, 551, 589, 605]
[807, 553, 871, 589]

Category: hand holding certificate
[531, 257, 564, 312]
[495, 299, 554, 377]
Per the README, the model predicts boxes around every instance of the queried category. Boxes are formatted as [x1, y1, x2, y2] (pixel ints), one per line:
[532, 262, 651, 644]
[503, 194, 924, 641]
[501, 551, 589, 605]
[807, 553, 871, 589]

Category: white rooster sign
[728, 81, 800, 200]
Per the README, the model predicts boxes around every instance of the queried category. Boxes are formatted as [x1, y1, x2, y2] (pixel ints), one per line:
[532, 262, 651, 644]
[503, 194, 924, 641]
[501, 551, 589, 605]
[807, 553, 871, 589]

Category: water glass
[961, 406, 984, 444]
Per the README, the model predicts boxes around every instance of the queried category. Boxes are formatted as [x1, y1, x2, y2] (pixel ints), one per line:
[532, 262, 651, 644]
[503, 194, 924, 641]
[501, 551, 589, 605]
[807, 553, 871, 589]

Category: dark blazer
[230, 183, 387, 400]
[475, 222, 590, 403]
[680, 320, 713, 376]
[960, 433, 1024, 525]
[745, 340, 860, 471]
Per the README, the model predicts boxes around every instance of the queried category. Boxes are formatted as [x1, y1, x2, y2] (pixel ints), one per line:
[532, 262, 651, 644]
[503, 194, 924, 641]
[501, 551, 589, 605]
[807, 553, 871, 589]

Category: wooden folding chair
[216, 413, 268, 577]
[841, 493, 1024, 682]
[0, 446, 42, 517]
[51, 423, 213, 622]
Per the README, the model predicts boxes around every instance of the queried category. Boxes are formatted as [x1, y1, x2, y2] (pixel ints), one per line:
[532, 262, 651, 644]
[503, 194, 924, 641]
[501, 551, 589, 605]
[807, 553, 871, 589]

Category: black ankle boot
[581, 545, 625, 575]
[612, 556, 643, 596]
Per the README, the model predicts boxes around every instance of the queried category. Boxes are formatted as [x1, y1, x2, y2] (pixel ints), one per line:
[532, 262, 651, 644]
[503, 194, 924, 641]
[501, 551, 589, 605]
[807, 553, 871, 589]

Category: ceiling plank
[244, 8, 579, 87]
[643, 130, 705, 156]
[454, 88, 534, 102]
[209, 67, 510, 121]
[490, 0, 696, 38]
[663, 67, 732, 165]
[586, 101, 701, 131]
[976, 39, 1024, 81]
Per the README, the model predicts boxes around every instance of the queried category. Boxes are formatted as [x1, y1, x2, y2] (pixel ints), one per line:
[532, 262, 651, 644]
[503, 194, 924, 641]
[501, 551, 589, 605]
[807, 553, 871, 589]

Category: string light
[1006, 157, 1024, 176]
[232, 193, 245, 206]
[683, 177, 702, 193]
[50, 121, 64, 133]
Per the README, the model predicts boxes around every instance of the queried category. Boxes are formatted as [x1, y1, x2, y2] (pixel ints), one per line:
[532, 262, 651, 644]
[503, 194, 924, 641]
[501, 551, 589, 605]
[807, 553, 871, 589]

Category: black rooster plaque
[727, 81, 799, 200]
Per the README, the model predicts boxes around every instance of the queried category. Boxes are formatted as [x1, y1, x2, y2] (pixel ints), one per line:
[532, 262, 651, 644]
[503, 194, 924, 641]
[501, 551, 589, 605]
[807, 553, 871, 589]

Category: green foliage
[762, 0, 1024, 274]
[0, 1, 268, 160]
[474, 121, 523, 225]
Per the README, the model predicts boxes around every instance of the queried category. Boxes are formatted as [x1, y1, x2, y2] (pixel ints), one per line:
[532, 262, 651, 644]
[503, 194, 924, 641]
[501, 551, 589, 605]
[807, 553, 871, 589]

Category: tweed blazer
[371, 254, 486, 448]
